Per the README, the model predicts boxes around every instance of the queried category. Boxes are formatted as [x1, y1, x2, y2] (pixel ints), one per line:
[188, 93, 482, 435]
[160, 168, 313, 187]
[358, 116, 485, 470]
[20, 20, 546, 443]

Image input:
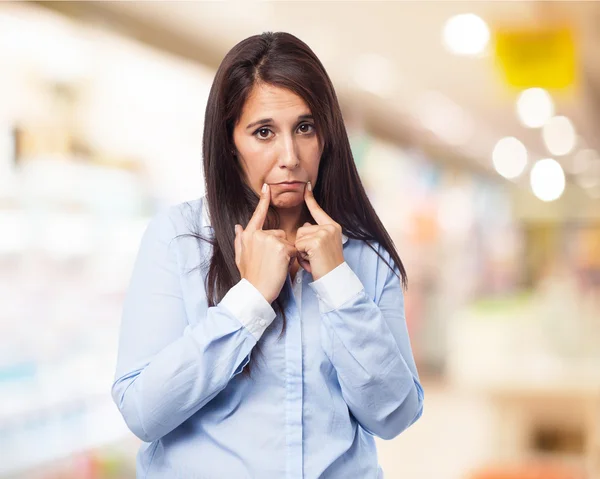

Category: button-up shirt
[112, 196, 424, 478]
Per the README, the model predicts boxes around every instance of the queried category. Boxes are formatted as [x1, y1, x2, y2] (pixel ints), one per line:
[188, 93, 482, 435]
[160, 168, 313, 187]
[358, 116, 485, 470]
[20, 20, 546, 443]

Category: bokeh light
[543, 115, 577, 156]
[442, 13, 490, 56]
[516, 88, 554, 128]
[492, 136, 528, 179]
[530, 158, 566, 202]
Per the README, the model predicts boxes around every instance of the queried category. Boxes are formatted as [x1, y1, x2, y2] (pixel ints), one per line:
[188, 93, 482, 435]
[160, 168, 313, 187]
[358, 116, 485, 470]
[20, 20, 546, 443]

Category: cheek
[239, 145, 276, 185]
[302, 141, 322, 179]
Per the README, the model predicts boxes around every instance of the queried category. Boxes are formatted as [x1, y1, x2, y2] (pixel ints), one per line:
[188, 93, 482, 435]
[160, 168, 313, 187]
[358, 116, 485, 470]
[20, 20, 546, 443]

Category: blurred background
[1, 1, 599, 478]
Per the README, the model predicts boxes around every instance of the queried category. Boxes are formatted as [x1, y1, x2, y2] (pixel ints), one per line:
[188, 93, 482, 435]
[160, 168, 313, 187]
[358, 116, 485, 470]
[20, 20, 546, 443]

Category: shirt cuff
[308, 262, 364, 312]
[219, 279, 277, 340]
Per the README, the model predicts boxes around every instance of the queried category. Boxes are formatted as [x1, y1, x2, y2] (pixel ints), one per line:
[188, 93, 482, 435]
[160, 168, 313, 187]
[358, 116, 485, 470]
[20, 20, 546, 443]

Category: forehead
[239, 83, 310, 121]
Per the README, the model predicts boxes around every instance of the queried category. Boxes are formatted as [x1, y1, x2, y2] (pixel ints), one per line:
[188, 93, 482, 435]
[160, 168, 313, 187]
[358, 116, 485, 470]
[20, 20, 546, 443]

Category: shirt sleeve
[308, 255, 424, 440]
[111, 208, 276, 443]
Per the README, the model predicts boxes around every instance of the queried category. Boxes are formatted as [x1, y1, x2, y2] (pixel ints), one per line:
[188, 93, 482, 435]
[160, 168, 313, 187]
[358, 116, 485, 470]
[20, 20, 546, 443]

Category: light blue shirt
[112, 196, 423, 478]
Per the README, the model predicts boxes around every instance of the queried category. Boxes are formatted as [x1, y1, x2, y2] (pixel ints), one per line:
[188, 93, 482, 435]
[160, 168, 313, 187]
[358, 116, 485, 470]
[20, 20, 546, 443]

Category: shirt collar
[201, 195, 348, 245]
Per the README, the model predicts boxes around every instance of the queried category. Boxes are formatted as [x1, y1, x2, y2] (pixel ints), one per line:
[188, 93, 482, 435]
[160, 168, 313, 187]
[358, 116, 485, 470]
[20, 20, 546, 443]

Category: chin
[271, 191, 303, 209]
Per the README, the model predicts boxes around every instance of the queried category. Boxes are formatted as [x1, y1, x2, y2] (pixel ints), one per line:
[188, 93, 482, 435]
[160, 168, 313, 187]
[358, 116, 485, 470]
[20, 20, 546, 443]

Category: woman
[112, 31, 423, 478]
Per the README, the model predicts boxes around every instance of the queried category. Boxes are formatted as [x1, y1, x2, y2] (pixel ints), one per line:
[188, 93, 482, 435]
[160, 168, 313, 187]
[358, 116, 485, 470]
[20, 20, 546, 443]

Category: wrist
[244, 277, 275, 304]
[311, 257, 345, 281]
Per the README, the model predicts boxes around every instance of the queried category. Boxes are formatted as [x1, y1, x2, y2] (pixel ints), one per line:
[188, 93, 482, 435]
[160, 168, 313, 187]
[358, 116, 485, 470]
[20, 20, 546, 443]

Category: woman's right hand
[234, 183, 297, 304]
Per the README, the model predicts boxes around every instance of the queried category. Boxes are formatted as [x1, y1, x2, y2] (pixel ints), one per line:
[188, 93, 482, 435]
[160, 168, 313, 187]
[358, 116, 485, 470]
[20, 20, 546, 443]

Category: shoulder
[135, 197, 212, 275]
[345, 237, 394, 269]
[149, 196, 208, 232]
[168, 196, 207, 230]
[140, 196, 209, 248]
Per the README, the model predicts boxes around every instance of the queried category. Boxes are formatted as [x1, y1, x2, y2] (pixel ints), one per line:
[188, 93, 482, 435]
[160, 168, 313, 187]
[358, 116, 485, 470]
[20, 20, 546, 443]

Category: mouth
[271, 181, 305, 191]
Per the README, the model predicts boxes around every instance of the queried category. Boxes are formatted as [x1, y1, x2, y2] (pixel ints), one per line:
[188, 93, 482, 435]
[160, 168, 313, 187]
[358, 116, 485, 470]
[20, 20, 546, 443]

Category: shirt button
[296, 277, 302, 284]
[258, 319, 266, 326]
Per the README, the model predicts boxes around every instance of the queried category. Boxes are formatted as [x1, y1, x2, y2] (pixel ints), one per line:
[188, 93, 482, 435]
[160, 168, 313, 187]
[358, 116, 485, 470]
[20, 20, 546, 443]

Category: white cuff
[219, 279, 277, 340]
[309, 262, 364, 312]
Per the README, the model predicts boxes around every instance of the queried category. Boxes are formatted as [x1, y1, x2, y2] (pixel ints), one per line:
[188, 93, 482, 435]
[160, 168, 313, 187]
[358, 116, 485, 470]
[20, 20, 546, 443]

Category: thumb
[297, 252, 312, 274]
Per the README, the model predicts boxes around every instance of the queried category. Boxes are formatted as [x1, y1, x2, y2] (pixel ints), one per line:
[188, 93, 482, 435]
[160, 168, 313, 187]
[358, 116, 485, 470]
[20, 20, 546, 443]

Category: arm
[111, 208, 276, 443]
[309, 250, 424, 440]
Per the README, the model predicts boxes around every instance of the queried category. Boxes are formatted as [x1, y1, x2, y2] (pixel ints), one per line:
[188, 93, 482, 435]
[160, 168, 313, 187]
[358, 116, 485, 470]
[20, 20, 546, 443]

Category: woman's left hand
[295, 182, 345, 281]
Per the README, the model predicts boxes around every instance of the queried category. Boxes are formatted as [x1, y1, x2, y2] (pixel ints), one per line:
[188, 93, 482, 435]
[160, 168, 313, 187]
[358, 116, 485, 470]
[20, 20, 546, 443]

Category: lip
[272, 181, 305, 190]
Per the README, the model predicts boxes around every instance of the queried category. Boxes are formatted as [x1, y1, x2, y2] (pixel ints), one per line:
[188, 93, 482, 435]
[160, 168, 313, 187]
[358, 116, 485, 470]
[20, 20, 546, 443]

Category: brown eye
[298, 123, 315, 134]
[255, 128, 273, 140]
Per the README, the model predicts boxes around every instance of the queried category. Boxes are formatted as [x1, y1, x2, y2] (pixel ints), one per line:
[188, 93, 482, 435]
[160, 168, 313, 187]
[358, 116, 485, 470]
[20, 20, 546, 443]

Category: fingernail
[262, 183, 268, 193]
[307, 181, 312, 192]
[234, 224, 239, 234]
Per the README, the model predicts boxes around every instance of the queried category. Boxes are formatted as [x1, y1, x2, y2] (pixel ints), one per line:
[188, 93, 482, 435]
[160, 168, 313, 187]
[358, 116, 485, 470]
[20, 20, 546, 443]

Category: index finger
[246, 183, 271, 231]
[304, 181, 334, 225]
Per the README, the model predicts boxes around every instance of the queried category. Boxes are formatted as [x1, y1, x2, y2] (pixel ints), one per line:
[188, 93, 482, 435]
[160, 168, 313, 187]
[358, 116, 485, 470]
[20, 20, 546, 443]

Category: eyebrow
[246, 114, 314, 130]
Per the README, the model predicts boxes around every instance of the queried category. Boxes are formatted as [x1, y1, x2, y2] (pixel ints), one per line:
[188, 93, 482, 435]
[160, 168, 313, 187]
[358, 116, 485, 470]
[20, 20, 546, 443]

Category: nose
[278, 136, 299, 170]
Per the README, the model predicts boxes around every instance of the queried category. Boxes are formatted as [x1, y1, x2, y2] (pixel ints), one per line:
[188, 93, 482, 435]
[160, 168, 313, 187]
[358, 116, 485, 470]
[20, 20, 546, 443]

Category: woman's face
[232, 83, 323, 210]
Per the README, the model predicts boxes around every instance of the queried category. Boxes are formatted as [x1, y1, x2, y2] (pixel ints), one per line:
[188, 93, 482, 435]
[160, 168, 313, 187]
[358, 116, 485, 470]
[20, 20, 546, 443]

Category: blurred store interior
[1, 1, 599, 478]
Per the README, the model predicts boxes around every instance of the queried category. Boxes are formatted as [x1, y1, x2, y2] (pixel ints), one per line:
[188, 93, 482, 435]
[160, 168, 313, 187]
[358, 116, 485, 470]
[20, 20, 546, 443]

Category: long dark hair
[193, 31, 407, 375]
